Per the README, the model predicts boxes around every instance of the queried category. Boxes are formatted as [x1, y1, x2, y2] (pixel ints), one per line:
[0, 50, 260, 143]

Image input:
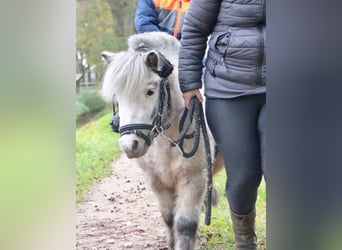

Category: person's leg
[205, 94, 265, 249]
[206, 94, 264, 214]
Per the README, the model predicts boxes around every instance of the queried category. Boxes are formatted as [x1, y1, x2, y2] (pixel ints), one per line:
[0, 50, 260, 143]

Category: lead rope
[200, 101, 213, 226]
[197, 98, 213, 226]
[170, 96, 213, 225]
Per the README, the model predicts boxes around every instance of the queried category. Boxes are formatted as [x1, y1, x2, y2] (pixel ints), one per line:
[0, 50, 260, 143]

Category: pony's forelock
[101, 51, 150, 103]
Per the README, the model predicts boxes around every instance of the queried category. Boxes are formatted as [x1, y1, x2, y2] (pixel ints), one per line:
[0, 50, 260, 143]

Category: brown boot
[230, 208, 257, 250]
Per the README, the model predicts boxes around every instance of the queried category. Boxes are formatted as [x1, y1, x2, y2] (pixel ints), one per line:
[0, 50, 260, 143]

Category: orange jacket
[135, 0, 191, 40]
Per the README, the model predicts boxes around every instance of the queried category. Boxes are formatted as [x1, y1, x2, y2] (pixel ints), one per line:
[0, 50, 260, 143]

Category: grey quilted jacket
[178, 0, 266, 98]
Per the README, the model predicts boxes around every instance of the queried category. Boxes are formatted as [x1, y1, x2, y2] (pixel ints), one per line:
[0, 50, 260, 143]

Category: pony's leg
[150, 178, 176, 249]
[174, 174, 206, 250]
[158, 190, 176, 249]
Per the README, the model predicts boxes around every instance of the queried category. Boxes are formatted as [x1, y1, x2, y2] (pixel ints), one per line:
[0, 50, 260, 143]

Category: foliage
[77, 0, 128, 80]
[76, 110, 121, 202]
[77, 88, 105, 114]
[105, 0, 137, 37]
[199, 172, 266, 249]
[76, 101, 90, 119]
[76, 88, 106, 123]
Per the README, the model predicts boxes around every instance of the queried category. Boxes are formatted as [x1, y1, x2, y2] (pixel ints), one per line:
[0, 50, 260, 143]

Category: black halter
[118, 47, 173, 146]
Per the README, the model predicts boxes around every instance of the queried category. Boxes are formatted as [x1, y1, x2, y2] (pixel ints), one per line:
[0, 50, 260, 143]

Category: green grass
[76, 109, 121, 202]
[199, 171, 266, 250]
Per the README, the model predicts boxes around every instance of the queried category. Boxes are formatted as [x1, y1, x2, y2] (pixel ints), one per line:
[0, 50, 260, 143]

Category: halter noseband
[118, 46, 173, 146]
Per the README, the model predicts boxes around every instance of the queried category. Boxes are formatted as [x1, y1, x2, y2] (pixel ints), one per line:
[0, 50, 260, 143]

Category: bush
[77, 89, 105, 112]
[76, 101, 90, 119]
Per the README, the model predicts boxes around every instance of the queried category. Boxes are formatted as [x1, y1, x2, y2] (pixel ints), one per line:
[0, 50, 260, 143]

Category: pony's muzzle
[119, 134, 149, 158]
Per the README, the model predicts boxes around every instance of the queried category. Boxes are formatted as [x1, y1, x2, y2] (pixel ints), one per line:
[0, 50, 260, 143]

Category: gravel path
[76, 155, 169, 250]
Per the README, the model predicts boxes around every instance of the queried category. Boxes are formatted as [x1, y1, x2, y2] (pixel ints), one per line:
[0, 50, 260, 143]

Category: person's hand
[182, 89, 203, 109]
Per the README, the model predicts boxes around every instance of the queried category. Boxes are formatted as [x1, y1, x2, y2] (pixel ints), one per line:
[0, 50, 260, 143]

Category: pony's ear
[101, 51, 115, 63]
[144, 50, 174, 78]
[144, 51, 159, 70]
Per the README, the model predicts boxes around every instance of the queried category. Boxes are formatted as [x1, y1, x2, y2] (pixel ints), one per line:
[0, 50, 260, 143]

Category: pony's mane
[101, 50, 150, 102]
[128, 32, 180, 55]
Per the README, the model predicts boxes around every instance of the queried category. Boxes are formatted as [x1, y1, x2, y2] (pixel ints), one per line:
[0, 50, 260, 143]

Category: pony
[101, 32, 223, 250]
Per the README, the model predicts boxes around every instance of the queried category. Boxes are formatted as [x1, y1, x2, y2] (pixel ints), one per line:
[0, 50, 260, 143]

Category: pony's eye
[147, 90, 154, 96]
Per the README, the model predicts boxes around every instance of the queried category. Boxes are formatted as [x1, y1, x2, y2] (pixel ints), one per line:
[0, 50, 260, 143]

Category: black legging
[206, 93, 266, 215]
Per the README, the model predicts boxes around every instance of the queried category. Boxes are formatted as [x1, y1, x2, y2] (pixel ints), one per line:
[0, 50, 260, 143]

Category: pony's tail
[213, 151, 224, 176]
[211, 151, 225, 207]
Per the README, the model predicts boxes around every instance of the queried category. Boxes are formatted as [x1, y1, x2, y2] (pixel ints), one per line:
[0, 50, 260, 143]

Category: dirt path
[76, 155, 168, 250]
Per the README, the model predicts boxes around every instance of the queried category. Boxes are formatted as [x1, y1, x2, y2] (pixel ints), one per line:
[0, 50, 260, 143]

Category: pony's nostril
[132, 140, 139, 150]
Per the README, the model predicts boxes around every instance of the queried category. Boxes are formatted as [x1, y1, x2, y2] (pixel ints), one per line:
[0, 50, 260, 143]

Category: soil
[76, 154, 169, 250]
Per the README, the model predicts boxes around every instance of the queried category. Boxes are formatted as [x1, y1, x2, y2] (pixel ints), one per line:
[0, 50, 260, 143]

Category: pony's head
[101, 34, 178, 158]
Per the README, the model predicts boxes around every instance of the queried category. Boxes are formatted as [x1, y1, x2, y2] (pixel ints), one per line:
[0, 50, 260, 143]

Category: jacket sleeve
[178, 0, 221, 93]
[135, 0, 160, 33]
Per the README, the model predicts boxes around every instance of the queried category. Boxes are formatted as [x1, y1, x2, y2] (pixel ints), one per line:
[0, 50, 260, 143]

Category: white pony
[101, 32, 223, 250]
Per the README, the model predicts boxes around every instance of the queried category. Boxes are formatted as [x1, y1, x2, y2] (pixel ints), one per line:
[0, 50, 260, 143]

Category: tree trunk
[106, 0, 137, 37]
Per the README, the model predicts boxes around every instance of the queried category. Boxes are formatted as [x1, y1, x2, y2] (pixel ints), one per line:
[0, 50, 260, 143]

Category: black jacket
[179, 0, 266, 98]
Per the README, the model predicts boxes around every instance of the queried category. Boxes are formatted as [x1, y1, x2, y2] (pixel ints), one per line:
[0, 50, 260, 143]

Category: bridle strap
[119, 123, 153, 135]
[151, 78, 170, 130]
[120, 128, 152, 146]
[119, 124, 154, 133]
[119, 124, 154, 146]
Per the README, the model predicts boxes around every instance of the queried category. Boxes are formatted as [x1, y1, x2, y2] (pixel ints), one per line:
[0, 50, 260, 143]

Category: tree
[105, 0, 137, 38]
[76, 0, 138, 80]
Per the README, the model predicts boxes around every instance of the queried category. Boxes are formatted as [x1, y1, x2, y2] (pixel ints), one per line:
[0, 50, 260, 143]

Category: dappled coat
[179, 0, 266, 98]
[135, 0, 191, 40]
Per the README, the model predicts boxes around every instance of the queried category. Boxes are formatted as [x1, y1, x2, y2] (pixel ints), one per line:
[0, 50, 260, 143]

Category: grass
[76, 109, 121, 202]
[199, 171, 266, 250]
